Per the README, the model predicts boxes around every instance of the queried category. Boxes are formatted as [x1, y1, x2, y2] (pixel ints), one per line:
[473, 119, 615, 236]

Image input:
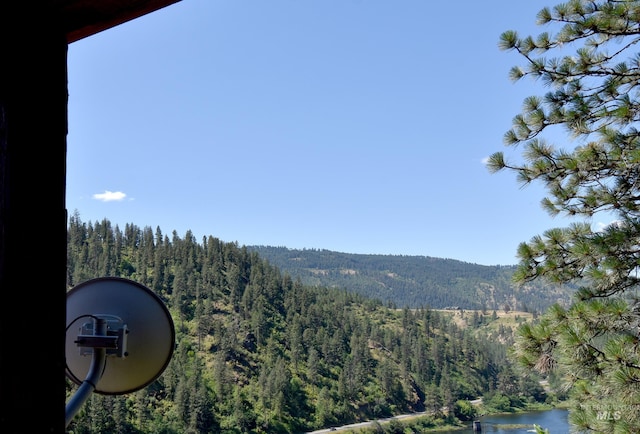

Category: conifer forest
[65, 214, 552, 433]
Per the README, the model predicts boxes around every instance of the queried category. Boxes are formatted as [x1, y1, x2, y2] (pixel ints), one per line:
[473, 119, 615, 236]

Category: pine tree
[487, 1, 640, 431]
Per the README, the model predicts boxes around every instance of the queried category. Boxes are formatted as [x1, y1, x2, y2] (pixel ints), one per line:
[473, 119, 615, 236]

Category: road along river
[307, 408, 570, 433]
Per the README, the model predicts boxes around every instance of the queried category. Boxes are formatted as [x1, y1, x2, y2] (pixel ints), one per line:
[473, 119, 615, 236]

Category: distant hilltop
[246, 245, 575, 313]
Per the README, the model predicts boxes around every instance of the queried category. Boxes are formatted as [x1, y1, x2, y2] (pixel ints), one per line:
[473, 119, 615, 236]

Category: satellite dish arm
[65, 318, 108, 428]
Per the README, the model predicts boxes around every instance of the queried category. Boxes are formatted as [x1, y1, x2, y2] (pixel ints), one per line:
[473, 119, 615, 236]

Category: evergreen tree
[314, 386, 335, 428]
[66, 214, 540, 432]
[487, 1, 640, 431]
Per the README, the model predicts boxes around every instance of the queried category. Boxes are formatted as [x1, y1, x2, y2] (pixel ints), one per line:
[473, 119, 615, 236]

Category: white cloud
[595, 219, 623, 232]
[93, 191, 127, 202]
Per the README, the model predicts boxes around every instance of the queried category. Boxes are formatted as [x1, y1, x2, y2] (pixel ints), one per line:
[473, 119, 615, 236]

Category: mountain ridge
[246, 245, 575, 313]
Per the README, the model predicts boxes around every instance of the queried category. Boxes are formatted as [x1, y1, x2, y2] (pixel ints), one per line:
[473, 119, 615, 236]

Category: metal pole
[65, 318, 108, 428]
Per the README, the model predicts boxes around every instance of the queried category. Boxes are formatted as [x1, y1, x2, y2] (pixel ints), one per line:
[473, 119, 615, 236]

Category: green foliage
[483, 392, 512, 413]
[453, 399, 477, 421]
[533, 424, 550, 434]
[354, 414, 453, 434]
[66, 215, 548, 433]
[248, 245, 575, 312]
[490, 1, 640, 432]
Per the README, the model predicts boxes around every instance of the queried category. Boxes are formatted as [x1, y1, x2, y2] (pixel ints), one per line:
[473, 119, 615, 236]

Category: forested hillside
[246, 246, 575, 313]
[65, 215, 550, 433]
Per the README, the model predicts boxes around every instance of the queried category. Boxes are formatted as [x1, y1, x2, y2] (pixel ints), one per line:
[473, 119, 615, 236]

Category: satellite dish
[65, 277, 175, 395]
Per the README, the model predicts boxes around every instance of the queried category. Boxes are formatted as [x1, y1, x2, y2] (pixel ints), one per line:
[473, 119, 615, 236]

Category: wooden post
[0, 4, 68, 433]
[0, 2, 181, 432]
[473, 420, 482, 432]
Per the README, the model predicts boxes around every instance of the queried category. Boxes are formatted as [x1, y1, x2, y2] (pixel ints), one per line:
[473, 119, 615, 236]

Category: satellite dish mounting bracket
[64, 277, 175, 428]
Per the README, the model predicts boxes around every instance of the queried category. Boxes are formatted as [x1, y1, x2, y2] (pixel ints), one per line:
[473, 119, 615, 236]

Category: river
[307, 408, 571, 434]
[438, 408, 570, 433]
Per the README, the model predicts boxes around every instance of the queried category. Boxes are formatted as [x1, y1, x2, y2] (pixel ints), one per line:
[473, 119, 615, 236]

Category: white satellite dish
[66, 277, 175, 395]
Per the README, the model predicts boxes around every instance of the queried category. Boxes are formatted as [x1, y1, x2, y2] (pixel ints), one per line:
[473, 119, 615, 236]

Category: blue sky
[66, 0, 592, 266]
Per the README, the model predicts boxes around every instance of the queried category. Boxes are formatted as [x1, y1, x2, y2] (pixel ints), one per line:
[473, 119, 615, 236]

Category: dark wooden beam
[0, 8, 68, 432]
[62, 0, 182, 43]
[0, 1, 182, 432]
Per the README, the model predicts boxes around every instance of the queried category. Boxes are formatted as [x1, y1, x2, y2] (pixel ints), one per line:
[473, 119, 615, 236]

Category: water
[437, 408, 570, 434]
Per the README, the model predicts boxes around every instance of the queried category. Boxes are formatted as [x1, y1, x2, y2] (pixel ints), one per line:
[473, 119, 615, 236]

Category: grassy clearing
[437, 309, 534, 330]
